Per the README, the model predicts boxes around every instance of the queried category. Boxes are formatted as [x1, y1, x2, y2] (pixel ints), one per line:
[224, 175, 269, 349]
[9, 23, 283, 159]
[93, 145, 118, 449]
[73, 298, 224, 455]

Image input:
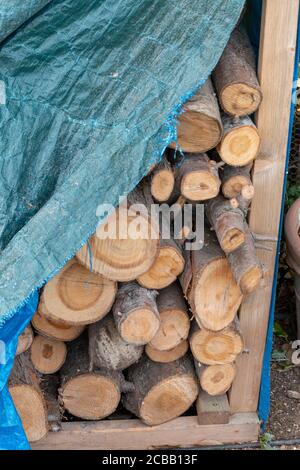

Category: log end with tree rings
[151, 159, 175, 202]
[32, 308, 85, 342]
[219, 83, 262, 117]
[31, 335, 67, 374]
[60, 373, 121, 420]
[197, 363, 237, 396]
[16, 325, 34, 355]
[145, 340, 189, 363]
[137, 242, 185, 290]
[193, 258, 243, 331]
[180, 167, 221, 201]
[77, 205, 160, 282]
[41, 258, 117, 325]
[190, 323, 243, 365]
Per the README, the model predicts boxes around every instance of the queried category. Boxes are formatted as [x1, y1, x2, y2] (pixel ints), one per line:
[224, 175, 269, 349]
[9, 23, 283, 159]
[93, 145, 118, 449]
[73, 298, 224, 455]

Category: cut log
[217, 114, 260, 166]
[222, 164, 252, 198]
[40, 374, 61, 432]
[8, 352, 48, 442]
[227, 223, 263, 294]
[230, 184, 254, 214]
[151, 158, 175, 202]
[177, 154, 221, 201]
[123, 354, 198, 425]
[32, 305, 85, 342]
[16, 325, 34, 355]
[180, 229, 243, 331]
[189, 319, 243, 365]
[145, 340, 189, 363]
[206, 195, 246, 253]
[112, 282, 160, 345]
[40, 258, 116, 326]
[194, 360, 236, 396]
[59, 336, 132, 420]
[31, 335, 67, 374]
[212, 28, 262, 117]
[89, 314, 143, 370]
[77, 182, 160, 281]
[149, 283, 190, 351]
[196, 391, 230, 424]
[169, 78, 223, 152]
[137, 236, 185, 289]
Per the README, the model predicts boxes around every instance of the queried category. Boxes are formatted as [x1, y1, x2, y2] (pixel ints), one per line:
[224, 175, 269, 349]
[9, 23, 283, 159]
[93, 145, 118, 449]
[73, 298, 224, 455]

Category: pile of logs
[9, 27, 264, 442]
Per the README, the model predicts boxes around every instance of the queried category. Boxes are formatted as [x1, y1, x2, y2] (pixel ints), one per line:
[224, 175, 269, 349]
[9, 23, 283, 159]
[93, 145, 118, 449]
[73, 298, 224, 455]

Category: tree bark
[89, 314, 144, 370]
[40, 374, 61, 432]
[123, 354, 198, 425]
[169, 78, 222, 152]
[212, 28, 262, 117]
[112, 282, 160, 345]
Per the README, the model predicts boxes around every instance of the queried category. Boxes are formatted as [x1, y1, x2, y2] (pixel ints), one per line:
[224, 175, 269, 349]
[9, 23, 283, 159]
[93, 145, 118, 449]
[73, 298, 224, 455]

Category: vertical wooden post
[230, 0, 299, 412]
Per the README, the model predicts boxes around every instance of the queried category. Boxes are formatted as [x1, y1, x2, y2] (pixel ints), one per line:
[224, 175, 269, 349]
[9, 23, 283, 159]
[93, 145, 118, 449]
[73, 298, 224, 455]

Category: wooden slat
[230, 0, 299, 412]
[196, 392, 230, 425]
[31, 413, 259, 450]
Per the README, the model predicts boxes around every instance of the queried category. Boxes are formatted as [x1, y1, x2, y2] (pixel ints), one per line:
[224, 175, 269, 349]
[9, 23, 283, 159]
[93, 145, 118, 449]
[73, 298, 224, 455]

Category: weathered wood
[31, 335, 67, 374]
[151, 158, 175, 202]
[213, 28, 262, 116]
[31, 413, 260, 450]
[112, 282, 160, 345]
[194, 360, 236, 396]
[41, 258, 117, 325]
[206, 195, 246, 253]
[89, 314, 143, 370]
[222, 164, 252, 198]
[227, 223, 263, 294]
[189, 319, 243, 365]
[40, 374, 61, 433]
[169, 78, 223, 152]
[217, 114, 260, 166]
[149, 283, 190, 351]
[123, 354, 198, 425]
[145, 340, 189, 363]
[32, 304, 85, 342]
[8, 352, 49, 442]
[180, 229, 242, 331]
[196, 391, 230, 425]
[16, 325, 34, 355]
[230, 0, 299, 412]
[177, 154, 221, 201]
[59, 335, 131, 420]
[77, 182, 160, 281]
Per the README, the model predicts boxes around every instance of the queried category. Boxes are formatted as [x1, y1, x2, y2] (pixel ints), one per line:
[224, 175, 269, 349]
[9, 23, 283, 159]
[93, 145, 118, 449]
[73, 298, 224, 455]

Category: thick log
[212, 28, 262, 117]
[222, 164, 252, 198]
[180, 229, 242, 331]
[145, 340, 189, 363]
[206, 195, 246, 253]
[189, 319, 243, 365]
[177, 154, 221, 201]
[217, 114, 260, 166]
[59, 335, 132, 420]
[169, 78, 223, 152]
[31, 335, 67, 374]
[40, 258, 117, 325]
[8, 352, 48, 442]
[227, 223, 263, 294]
[32, 303, 85, 342]
[40, 374, 61, 432]
[194, 360, 236, 396]
[89, 314, 143, 370]
[77, 182, 160, 281]
[149, 283, 190, 351]
[123, 354, 198, 425]
[16, 325, 34, 355]
[151, 158, 175, 202]
[196, 391, 230, 425]
[112, 282, 160, 345]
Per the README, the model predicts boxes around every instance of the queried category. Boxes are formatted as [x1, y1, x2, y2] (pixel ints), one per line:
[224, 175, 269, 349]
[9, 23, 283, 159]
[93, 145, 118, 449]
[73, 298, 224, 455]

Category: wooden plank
[196, 391, 230, 425]
[31, 413, 259, 450]
[230, 0, 299, 412]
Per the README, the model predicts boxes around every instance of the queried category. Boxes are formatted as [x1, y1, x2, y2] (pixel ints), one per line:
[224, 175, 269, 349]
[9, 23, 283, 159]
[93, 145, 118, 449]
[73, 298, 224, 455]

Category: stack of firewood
[9, 28, 264, 442]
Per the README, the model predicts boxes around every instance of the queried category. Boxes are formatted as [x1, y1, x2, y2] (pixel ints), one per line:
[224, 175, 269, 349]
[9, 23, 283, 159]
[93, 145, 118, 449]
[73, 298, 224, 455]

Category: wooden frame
[32, 0, 299, 449]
